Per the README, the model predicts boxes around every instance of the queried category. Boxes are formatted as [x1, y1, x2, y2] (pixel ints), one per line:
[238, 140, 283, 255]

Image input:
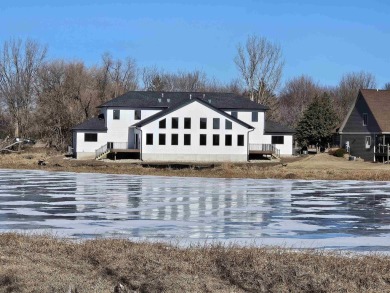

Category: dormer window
[363, 113, 368, 126]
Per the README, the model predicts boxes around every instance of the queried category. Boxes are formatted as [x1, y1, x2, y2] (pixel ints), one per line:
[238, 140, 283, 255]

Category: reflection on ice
[1, 169, 390, 252]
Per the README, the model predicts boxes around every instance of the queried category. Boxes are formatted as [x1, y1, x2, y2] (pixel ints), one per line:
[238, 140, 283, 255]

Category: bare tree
[278, 75, 324, 127]
[0, 39, 47, 137]
[335, 71, 376, 120]
[234, 35, 284, 107]
[383, 82, 390, 90]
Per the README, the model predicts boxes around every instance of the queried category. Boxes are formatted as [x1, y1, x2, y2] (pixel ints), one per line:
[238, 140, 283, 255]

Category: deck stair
[95, 144, 109, 160]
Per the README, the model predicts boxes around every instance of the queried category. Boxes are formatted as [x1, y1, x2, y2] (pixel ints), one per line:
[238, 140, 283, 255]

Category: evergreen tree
[295, 94, 338, 148]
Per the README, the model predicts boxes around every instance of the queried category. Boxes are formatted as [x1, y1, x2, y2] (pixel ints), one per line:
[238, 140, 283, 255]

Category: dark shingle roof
[132, 97, 254, 129]
[99, 91, 269, 111]
[264, 120, 295, 134]
[359, 89, 390, 132]
[72, 117, 107, 131]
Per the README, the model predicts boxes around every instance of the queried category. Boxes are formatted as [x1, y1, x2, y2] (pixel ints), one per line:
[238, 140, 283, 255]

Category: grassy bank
[1, 149, 390, 181]
[0, 233, 389, 292]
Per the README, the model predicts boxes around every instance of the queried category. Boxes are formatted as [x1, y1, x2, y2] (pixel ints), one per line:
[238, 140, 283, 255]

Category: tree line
[0, 37, 385, 150]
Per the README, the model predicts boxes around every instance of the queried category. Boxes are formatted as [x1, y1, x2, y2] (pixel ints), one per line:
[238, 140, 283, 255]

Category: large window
[159, 118, 166, 129]
[231, 111, 238, 118]
[184, 134, 191, 145]
[237, 135, 244, 146]
[225, 134, 232, 146]
[171, 134, 178, 145]
[200, 134, 207, 146]
[135, 110, 141, 120]
[84, 133, 97, 142]
[213, 134, 219, 146]
[200, 118, 207, 129]
[184, 118, 191, 129]
[252, 112, 258, 122]
[159, 134, 166, 145]
[172, 117, 179, 129]
[113, 110, 120, 120]
[225, 119, 232, 130]
[271, 136, 284, 144]
[146, 134, 153, 145]
[213, 118, 220, 129]
[363, 113, 368, 126]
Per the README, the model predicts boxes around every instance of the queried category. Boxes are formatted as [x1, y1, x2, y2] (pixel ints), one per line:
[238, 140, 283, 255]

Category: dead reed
[0, 233, 390, 292]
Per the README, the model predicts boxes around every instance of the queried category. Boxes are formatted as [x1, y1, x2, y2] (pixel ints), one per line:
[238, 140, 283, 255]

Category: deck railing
[249, 144, 280, 157]
[95, 144, 108, 159]
[107, 142, 129, 150]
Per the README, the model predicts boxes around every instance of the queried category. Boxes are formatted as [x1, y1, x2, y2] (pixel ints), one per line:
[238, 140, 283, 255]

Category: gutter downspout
[247, 128, 255, 162]
[136, 126, 143, 161]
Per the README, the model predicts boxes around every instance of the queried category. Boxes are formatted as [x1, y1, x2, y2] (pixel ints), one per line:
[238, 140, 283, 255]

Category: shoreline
[1, 149, 390, 181]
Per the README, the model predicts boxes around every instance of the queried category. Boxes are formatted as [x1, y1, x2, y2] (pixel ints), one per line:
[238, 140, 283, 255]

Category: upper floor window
[184, 118, 191, 129]
[231, 111, 238, 118]
[113, 110, 120, 120]
[146, 133, 153, 145]
[225, 119, 232, 130]
[84, 133, 97, 142]
[363, 113, 368, 126]
[237, 135, 244, 146]
[213, 118, 220, 129]
[159, 118, 166, 129]
[200, 118, 207, 129]
[271, 136, 284, 144]
[135, 110, 141, 120]
[172, 117, 179, 129]
[252, 112, 258, 122]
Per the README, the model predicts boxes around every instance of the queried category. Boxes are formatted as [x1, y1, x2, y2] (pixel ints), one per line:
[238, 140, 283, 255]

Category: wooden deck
[110, 148, 140, 153]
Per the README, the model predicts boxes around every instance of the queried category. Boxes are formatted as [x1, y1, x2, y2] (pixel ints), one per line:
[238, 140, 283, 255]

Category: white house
[72, 91, 294, 161]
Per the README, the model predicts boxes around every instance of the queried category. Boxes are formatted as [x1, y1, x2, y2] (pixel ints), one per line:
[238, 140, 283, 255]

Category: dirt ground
[1, 147, 390, 181]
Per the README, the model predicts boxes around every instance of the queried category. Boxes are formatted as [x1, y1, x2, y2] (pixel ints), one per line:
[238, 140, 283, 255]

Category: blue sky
[1, 0, 389, 88]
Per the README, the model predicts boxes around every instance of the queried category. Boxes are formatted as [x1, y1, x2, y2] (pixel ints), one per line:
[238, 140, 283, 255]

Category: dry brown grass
[0, 233, 390, 292]
[2, 148, 390, 181]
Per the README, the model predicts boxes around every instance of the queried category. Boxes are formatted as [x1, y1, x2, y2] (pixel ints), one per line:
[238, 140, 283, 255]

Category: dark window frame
[225, 119, 232, 130]
[237, 135, 244, 146]
[271, 136, 284, 144]
[184, 118, 191, 129]
[184, 134, 191, 145]
[84, 133, 98, 142]
[135, 110, 141, 120]
[200, 118, 207, 129]
[172, 117, 179, 129]
[252, 111, 258, 122]
[363, 113, 368, 126]
[213, 134, 219, 146]
[113, 109, 120, 120]
[200, 134, 207, 146]
[159, 118, 166, 129]
[159, 133, 166, 145]
[171, 133, 178, 145]
[146, 133, 153, 145]
[213, 118, 220, 129]
[225, 134, 232, 146]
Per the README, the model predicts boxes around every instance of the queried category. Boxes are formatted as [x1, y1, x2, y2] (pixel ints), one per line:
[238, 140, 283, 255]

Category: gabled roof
[339, 89, 390, 133]
[98, 91, 269, 111]
[72, 117, 107, 131]
[264, 120, 295, 134]
[132, 97, 254, 129]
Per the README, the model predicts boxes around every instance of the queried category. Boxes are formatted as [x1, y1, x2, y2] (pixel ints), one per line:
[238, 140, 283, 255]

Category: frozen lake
[1, 169, 390, 252]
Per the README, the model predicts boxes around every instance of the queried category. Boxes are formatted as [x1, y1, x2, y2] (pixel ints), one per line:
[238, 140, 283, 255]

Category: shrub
[332, 148, 347, 157]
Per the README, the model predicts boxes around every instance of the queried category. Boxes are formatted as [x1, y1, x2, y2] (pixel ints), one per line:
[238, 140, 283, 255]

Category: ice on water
[1, 169, 390, 252]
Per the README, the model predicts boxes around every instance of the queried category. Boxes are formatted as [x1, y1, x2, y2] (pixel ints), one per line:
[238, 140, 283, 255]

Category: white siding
[262, 134, 294, 155]
[141, 101, 250, 161]
[75, 131, 108, 159]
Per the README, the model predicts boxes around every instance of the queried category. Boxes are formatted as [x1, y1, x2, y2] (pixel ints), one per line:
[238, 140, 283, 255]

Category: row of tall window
[113, 110, 142, 120]
[146, 133, 245, 146]
[159, 117, 233, 130]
